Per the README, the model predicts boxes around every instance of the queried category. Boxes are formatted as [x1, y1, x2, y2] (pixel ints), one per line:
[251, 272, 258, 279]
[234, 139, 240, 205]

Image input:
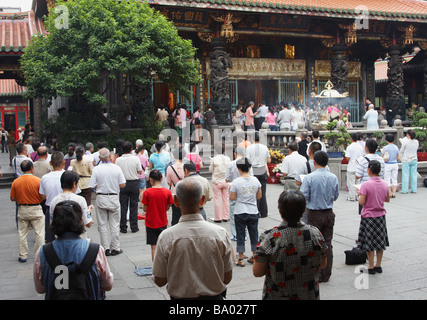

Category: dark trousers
[43, 203, 55, 243]
[120, 180, 139, 232]
[171, 204, 181, 226]
[255, 172, 268, 218]
[307, 209, 335, 282]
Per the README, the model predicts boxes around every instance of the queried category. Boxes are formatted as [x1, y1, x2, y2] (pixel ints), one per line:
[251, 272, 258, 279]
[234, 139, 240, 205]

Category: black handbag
[344, 247, 367, 265]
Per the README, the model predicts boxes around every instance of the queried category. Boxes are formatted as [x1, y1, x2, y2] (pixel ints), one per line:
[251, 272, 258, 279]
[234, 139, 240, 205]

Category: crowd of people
[4, 107, 421, 300]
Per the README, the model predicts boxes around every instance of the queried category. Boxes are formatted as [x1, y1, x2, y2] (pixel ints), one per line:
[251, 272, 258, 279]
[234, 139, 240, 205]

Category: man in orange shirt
[10, 160, 45, 263]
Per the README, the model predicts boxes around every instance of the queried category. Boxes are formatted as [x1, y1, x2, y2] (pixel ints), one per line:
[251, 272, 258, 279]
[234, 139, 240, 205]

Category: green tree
[21, 0, 200, 134]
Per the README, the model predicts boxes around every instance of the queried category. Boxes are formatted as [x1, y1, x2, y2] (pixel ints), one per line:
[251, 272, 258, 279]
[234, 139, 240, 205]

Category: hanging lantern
[345, 24, 357, 45]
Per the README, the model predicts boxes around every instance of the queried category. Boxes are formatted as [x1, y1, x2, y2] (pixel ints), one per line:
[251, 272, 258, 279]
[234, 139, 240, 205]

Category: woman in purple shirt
[357, 160, 390, 274]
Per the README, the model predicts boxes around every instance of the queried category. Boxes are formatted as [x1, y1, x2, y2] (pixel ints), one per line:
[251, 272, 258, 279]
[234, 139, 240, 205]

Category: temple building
[146, 0, 427, 125]
[0, 10, 44, 131]
[4, 0, 427, 133]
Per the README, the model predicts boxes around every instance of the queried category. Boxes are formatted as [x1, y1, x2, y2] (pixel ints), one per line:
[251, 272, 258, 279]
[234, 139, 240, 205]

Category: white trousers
[346, 170, 357, 201]
[95, 194, 121, 251]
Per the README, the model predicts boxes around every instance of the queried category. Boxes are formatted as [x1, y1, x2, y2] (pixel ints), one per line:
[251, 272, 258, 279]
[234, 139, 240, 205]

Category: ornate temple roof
[0, 79, 27, 96]
[149, 0, 427, 22]
[0, 11, 45, 54]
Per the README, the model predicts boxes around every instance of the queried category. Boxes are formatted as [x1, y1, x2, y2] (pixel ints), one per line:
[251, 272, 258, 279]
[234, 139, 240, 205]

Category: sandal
[236, 259, 245, 267]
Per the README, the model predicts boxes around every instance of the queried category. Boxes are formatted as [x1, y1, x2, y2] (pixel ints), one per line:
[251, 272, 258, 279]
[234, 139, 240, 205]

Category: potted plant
[324, 121, 351, 157]
[414, 116, 427, 161]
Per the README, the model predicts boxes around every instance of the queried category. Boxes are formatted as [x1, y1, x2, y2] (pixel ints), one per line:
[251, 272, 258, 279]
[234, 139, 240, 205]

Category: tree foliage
[21, 0, 200, 131]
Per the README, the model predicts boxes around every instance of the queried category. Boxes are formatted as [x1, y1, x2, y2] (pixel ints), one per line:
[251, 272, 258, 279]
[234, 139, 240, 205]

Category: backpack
[43, 242, 100, 300]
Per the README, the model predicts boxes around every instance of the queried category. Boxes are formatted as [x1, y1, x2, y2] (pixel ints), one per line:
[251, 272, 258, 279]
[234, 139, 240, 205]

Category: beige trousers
[17, 205, 45, 259]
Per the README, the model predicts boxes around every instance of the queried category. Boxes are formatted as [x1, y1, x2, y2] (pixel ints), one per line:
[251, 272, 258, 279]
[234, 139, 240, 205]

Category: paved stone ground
[1, 150, 427, 301]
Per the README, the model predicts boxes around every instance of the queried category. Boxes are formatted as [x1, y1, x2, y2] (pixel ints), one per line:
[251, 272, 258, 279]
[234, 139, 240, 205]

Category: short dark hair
[350, 133, 359, 142]
[278, 190, 306, 226]
[184, 161, 197, 173]
[368, 160, 381, 175]
[385, 134, 395, 143]
[50, 200, 85, 237]
[60, 171, 80, 190]
[309, 141, 322, 155]
[288, 141, 298, 152]
[51, 151, 64, 168]
[312, 130, 320, 139]
[97, 141, 106, 149]
[122, 141, 133, 154]
[314, 150, 329, 167]
[236, 157, 252, 172]
[155, 141, 164, 152]
[365, 139, 378, 154]
[20, 160, 33, 172]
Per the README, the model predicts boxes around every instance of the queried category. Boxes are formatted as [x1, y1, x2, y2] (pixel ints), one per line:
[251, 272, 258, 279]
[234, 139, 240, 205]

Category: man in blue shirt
[300, 151, 339, 283]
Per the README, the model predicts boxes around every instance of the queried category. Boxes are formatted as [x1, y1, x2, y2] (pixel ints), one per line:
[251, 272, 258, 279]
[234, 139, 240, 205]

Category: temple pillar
[331, 43, 348, 94]
[423, 49, 427, 107]
[209, 38, 232, 126]
[386, 44, 405, 120]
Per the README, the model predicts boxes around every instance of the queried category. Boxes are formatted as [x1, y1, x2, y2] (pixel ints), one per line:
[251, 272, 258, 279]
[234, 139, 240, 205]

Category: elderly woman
[357, 160, 390, 274]
[253, 190, 328, 300]
[399, 130, 419, 194]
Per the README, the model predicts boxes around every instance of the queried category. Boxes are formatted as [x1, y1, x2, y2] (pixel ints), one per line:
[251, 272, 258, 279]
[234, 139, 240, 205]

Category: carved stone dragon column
[387, 44, 405, 119]
[331, 43, 349, 94]
[209, 38, 232, 125]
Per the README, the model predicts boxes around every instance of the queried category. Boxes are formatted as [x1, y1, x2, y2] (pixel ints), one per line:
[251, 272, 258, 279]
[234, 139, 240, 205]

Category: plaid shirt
[255, 221, 328, 300]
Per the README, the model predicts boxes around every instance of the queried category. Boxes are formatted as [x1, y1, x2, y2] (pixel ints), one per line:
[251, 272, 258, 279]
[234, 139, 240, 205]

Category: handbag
[344, 247, 367, 265]
[382, 147, 390, 162]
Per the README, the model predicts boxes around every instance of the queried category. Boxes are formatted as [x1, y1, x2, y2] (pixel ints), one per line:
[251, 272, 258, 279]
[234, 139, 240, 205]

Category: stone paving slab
[1, 151, 427, 301]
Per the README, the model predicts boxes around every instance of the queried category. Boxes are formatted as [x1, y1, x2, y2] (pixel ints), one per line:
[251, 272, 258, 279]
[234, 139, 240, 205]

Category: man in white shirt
[280, 141, 307, 191]
[307, 130, 327, 154]
[49, 170, 93, 236]
[89, 148, 126, 256]
[344, 133, 364, 201]
[245, 132, 271, 218]
[153, 178, 233, 300]
[277, 103, 292, 131]
[12, 143, 32, 178]
[115, 141, 142, 234]
[39, 151, 70, 243]
[257, 102, 269, 127]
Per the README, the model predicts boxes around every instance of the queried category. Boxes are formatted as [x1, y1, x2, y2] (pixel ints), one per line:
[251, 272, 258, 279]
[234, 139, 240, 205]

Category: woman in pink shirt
[357, 160, 390, 274]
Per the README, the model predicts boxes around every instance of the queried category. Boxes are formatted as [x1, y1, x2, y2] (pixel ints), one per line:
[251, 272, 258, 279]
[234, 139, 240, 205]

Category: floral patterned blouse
[255, 220, 328, 300]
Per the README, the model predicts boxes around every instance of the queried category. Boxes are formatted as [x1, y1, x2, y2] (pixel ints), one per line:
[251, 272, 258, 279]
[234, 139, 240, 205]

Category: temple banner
[207, 58, 306, 80]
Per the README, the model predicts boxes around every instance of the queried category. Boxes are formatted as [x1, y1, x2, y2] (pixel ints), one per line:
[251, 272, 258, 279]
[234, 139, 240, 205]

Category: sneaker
[18, 258, 27, 263]
[229, 235, 237, 241]
[247, 256, 255, 264]
[105, 249, 111, 256]
[236, 259, 245, 267]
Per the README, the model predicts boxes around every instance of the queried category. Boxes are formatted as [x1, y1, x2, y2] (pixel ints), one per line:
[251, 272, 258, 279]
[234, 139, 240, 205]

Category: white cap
[135, 139, 143, 147]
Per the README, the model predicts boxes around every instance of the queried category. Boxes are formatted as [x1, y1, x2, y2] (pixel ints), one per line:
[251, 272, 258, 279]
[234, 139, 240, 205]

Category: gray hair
[85, 142, 94, 150]
[175, 178, 204, 208]
[99, 148, 110, 161]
